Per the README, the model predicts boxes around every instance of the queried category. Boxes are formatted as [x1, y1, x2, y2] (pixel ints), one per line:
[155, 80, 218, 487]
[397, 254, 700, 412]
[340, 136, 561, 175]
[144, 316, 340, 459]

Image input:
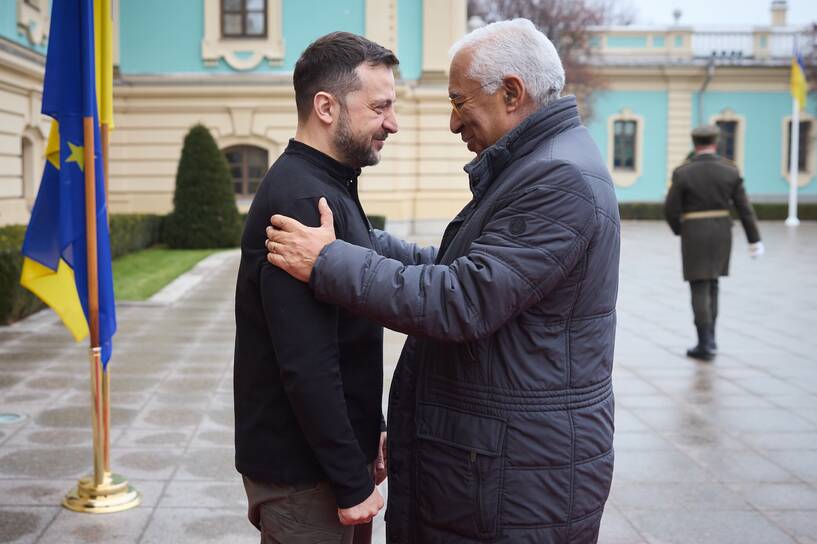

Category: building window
[17, 0, 49, 46]
[607, 110, 644, 188]
[711, 111, 745, 170]
[22, 136, 35, 209]
[786, 120, 812, 174]
[613, 120, 637, 170]
[203, 0, 283, 70]
[225, 145, 268, 197]
[221, 0, 267, 38]
[716, 120, 738, 161]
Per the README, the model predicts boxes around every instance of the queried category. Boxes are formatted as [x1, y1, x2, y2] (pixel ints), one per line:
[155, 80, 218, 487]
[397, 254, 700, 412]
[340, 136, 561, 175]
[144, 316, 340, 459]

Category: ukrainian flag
[20, 0, 116, 366]
[791, 51, 807, 111]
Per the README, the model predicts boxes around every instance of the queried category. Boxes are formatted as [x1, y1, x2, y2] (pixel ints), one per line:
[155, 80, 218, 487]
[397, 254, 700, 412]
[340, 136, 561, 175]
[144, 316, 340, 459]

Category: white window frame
[710, 109, 746, 172]
[201, 0, 284, 71]
[17, 0, 49, 47]
[607, 109, 644, 188]
[780, 113, 817, 187]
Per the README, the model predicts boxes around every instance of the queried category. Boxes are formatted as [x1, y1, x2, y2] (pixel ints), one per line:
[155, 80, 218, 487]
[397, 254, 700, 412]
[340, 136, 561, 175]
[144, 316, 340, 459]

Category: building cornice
[0, 37, 45, 80]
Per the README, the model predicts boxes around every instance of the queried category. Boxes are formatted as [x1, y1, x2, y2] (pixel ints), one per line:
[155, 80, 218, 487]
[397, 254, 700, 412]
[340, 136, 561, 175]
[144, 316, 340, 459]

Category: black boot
[708, 322, 717, 353]
[687, 325, 715, 361]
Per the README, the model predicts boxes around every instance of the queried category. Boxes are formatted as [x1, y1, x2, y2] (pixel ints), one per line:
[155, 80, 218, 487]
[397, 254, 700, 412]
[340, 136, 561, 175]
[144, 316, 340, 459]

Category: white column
[786, 98, 800, 226]
[421, 0, 466, 80]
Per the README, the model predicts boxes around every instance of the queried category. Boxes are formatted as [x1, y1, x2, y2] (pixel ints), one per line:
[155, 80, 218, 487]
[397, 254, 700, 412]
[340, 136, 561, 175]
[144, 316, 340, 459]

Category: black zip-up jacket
[234, 139, 383, 508]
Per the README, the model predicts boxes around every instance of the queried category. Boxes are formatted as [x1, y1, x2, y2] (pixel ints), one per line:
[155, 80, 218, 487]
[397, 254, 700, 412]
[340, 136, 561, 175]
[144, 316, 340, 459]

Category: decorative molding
[16, 0, 50, 47]
[607, 108, 644, 188]
[229, 107, 254, 137]
[201, 0, 284, 71]
[709, 108, 746, 173]
[780, 112, 817, 188]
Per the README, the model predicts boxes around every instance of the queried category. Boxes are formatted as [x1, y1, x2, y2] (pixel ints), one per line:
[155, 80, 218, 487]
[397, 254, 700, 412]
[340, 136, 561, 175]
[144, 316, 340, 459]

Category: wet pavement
[0, 222, 815, 543]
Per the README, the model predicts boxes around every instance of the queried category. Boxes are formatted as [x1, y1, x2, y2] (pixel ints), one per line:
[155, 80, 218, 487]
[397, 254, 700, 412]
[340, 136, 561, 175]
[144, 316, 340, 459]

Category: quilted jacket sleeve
[308, 161, 597, 343]
[372, 229, 438, 265]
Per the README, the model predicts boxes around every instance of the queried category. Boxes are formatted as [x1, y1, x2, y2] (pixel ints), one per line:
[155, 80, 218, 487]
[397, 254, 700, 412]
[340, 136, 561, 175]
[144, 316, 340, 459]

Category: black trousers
[689, 279, 719, 327]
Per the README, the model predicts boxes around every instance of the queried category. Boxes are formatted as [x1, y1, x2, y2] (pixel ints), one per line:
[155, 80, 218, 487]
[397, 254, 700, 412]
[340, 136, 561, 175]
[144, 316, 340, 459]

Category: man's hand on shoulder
[266, 197, 336, 282]
[338, 486, 384, 525]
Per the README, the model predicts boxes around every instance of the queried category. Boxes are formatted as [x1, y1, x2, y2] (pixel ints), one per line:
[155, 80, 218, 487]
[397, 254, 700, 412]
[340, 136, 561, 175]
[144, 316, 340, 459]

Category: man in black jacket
[233, 32, 398, 543]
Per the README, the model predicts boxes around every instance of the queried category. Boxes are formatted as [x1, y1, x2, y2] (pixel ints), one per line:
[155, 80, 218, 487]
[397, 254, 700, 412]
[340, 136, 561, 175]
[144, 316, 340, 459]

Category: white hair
[449, 18, 565, 108]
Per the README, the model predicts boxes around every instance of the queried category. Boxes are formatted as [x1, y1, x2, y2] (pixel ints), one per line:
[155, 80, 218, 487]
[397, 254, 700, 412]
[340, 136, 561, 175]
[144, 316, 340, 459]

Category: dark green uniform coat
[664, 154, 760, 281]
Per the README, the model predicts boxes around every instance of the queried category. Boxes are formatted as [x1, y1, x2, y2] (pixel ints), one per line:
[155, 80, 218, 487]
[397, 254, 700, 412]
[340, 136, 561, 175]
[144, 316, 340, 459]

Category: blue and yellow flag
[21, 0, 116, 366]
[791, 52, 808, 111]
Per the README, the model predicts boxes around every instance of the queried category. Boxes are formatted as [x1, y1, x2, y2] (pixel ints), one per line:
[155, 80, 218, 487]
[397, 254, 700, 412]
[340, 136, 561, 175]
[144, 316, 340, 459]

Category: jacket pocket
[415, 403, 506, 539]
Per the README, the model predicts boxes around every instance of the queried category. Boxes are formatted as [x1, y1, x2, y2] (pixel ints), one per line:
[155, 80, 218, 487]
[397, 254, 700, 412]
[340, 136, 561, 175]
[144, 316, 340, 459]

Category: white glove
[749, 241, 765, 258]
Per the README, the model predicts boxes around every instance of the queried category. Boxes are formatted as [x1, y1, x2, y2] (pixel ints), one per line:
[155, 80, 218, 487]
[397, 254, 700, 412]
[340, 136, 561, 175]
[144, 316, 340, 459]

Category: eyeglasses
[449, 80, 500, 114]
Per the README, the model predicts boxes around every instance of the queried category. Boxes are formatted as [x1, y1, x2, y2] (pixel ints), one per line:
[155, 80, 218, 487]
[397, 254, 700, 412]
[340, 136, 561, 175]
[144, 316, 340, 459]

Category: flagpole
[102, 124, 109, 210]
[62, 119, 140, 514]
[82, 117, 105, 489]
[62, 0, 139, 514]
[101, 122, 110, 475]
[786, 97, 800, 227]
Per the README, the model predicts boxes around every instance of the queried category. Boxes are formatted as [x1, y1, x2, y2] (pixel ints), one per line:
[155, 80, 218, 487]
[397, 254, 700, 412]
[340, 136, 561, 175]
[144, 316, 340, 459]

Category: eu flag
[21, 0, 116, 366]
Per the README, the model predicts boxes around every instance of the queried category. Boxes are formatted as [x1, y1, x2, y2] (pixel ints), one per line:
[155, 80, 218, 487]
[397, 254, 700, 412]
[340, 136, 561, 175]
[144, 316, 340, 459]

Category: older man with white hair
[265, 18, 620, 543]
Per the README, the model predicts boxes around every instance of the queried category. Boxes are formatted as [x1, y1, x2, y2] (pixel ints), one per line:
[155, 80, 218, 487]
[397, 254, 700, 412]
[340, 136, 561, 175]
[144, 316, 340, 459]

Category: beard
[334, 105, 387, 168]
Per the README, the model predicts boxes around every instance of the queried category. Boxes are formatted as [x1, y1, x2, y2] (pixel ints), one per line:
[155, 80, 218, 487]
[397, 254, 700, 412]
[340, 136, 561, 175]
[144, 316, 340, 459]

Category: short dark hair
[293, 32, 399, 121]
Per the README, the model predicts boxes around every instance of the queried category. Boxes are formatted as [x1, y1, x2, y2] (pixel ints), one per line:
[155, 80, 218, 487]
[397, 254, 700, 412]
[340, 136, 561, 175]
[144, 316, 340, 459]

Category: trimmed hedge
[0, 225, 43, 325]
[110, 214, 163, 259]
[368, 215, 386, 230]
[618, 202, 817, 221]
[163, 125, 242, 249]
[0, 214, 164, 325]
[618, 203, 664, 220]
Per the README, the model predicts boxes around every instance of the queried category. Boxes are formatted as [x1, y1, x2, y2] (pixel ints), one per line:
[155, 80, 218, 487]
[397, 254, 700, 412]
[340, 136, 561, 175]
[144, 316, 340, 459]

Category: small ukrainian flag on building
[791, 51, 807, 111]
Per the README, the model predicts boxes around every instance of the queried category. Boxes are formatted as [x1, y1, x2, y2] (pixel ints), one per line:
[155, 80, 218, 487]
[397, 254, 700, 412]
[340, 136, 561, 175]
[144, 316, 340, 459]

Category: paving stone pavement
[0, 222, 815, 543]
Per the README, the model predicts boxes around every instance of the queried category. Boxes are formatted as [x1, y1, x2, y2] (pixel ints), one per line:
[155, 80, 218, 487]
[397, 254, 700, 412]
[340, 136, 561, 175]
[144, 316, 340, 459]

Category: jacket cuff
[333, 475, 375, 509]
[308, 239, 342, 292]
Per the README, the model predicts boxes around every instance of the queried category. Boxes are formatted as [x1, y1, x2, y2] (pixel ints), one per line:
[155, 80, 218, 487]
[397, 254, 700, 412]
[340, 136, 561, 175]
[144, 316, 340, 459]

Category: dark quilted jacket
[309, 96, 620, 543]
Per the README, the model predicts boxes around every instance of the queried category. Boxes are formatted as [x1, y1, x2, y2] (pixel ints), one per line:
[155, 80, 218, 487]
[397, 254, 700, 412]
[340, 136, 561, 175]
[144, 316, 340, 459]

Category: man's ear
[313, 91, 336, 126]
[502, 76, 525, 112]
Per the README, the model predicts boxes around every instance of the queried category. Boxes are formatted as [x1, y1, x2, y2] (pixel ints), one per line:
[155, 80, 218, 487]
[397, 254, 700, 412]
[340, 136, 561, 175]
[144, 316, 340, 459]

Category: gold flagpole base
[62, 472, 141, 514]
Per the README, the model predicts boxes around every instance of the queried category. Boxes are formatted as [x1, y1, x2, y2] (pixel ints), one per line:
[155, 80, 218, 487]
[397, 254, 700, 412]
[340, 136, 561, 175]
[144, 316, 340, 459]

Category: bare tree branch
[468, 0, 635, 121]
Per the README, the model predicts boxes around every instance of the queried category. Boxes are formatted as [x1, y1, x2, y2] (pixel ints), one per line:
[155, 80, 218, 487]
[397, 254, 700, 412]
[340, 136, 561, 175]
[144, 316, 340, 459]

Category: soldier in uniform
[665, 125, 764, 361]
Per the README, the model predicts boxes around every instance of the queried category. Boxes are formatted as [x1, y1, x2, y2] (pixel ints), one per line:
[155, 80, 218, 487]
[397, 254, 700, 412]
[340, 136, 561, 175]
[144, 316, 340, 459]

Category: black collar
[285, 139, 361, 183]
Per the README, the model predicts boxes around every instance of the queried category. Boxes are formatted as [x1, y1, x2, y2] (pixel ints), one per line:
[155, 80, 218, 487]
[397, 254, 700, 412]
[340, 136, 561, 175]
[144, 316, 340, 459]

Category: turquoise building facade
[0, 0, 814, 228]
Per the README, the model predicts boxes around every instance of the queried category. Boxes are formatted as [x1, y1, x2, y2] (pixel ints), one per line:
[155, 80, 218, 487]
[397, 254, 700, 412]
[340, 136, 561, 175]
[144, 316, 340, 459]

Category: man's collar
[286, 139, 361, 182]
[463, 96, 580, 199]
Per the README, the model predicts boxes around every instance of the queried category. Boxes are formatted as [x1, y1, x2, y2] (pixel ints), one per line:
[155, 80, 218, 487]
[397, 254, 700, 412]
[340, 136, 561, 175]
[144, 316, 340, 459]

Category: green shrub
[0, 225, 44, 325]
[109, 214, 163, 259]
[618, 202, 817, 221]
[367, 215, 386, 230]
[0, 214, 165, 325]
[163, 125, 242, 248]
[618, 203, 665, 220]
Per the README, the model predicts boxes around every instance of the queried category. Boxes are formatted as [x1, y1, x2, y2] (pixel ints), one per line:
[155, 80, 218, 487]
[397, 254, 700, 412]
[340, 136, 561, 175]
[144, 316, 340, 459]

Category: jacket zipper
[470, 449, 487, 534]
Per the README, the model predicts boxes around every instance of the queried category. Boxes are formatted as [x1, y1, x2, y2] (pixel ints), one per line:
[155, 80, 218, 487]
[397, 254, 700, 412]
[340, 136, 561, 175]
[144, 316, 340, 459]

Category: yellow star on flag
[66, 141, 85, 172]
